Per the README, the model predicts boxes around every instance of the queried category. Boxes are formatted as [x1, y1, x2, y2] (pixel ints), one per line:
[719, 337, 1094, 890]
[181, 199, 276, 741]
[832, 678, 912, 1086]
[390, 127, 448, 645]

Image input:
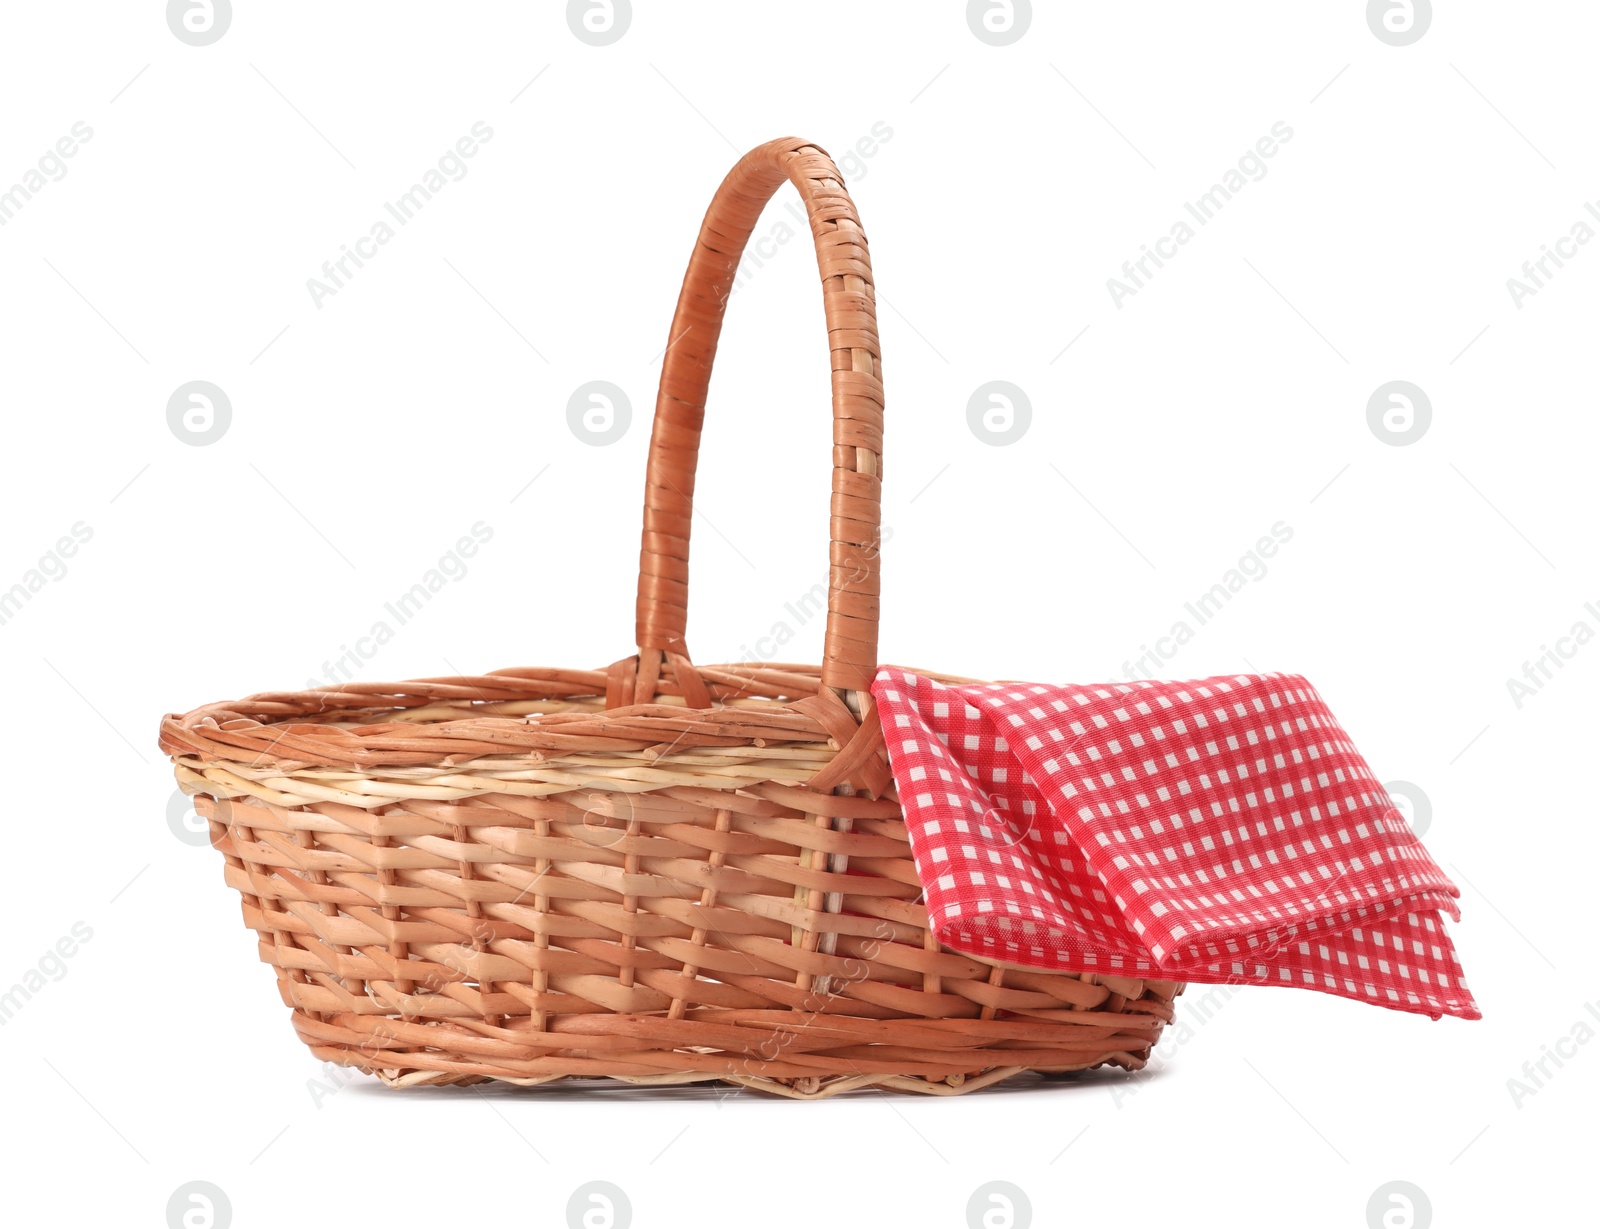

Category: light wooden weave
[160, 139, 1180, 1098]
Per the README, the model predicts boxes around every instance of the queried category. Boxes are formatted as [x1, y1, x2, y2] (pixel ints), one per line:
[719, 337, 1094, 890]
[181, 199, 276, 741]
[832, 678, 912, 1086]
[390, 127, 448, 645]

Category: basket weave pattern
[160, 139, 1180, 1098]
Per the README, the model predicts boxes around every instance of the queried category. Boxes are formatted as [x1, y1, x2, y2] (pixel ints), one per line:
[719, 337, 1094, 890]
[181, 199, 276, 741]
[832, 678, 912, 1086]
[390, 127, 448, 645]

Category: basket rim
[157, 659, 983, 777]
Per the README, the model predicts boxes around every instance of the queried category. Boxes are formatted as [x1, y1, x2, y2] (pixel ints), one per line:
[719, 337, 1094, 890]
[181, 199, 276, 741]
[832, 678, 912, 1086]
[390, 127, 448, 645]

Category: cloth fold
[870, 669, 1478, 1020]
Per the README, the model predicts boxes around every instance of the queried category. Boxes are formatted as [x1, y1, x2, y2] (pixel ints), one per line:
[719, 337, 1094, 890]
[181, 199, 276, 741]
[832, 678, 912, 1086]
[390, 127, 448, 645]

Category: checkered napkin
[870, 669, 1479, 1020]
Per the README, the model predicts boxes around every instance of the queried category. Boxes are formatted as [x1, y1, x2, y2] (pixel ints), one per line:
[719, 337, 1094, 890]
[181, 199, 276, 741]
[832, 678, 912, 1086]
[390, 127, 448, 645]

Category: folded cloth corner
[870, 668, 1479, 1021]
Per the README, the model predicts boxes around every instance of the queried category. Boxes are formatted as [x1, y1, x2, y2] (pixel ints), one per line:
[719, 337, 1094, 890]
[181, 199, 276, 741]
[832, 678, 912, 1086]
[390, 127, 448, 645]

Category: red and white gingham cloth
[870, 669, 1478, 1020]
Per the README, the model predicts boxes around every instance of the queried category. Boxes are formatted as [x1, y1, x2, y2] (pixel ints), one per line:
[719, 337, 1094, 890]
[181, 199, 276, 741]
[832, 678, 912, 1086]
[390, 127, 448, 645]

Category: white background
[2, 3, 1594, 1226]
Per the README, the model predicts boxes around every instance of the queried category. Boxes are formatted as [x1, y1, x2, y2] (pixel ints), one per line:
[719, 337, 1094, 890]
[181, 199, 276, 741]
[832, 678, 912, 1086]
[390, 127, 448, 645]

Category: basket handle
[629, 138, 884, 702]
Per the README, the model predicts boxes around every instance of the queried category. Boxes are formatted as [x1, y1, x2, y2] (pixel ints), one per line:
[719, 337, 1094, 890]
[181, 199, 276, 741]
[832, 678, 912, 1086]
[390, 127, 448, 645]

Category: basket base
[314, 1046, 1151, 1100]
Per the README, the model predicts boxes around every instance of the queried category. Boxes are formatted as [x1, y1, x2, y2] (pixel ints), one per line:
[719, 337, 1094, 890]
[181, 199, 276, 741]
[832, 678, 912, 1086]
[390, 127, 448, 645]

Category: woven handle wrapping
[630, 138, 884, 702]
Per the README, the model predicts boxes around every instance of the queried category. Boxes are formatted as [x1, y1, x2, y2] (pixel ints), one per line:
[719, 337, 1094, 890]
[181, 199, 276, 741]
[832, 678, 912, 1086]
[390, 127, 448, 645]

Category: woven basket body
[160, 139, 1180, 1098]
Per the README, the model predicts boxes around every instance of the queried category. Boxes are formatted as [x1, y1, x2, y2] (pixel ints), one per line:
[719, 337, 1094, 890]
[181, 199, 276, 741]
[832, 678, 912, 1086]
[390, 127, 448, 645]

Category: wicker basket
[159, 137, 1181, 1099]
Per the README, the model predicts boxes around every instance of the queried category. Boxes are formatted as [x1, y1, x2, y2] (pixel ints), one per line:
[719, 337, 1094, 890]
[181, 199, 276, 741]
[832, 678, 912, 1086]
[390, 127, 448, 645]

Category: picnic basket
[158, 137, 1182, 1098]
